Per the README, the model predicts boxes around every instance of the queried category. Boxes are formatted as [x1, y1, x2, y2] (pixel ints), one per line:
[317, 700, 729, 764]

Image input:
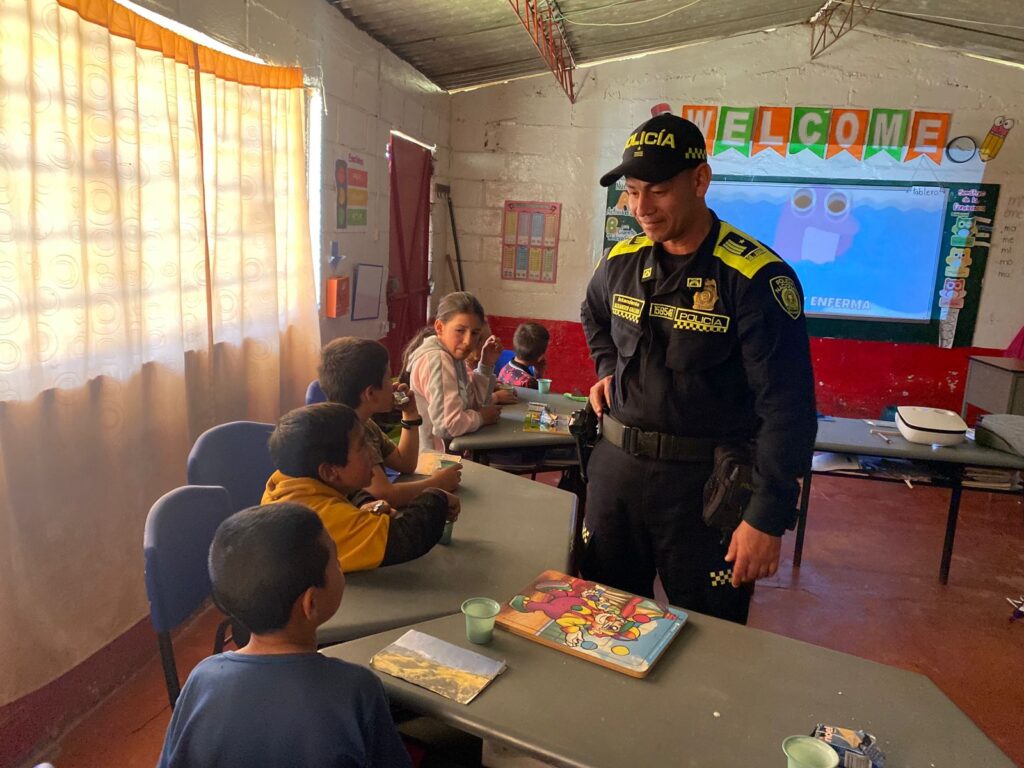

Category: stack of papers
[370, 630, 506, 704]
[811, 452, 861, 472]
[963, 467, 1021, 490]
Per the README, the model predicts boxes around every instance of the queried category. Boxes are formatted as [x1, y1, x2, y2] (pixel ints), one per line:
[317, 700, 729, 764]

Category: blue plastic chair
[493, 349, 516, 376]
[305, 379, 327, 404]
[143, 485, 233, 708]
[187, 421, 275, 511]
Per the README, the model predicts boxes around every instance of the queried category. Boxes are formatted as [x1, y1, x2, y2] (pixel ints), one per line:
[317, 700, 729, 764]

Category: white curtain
[0, 0, 319, 703]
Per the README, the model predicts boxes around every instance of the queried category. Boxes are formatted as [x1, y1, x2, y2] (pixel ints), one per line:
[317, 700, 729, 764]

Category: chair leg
[157, 632, 181, 709]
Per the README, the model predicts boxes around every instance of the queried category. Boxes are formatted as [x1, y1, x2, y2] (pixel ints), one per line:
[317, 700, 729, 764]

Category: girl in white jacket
[407, 292, 503, 451]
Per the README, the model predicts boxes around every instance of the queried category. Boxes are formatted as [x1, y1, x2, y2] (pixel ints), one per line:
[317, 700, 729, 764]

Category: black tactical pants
[580, 438, 753, 625]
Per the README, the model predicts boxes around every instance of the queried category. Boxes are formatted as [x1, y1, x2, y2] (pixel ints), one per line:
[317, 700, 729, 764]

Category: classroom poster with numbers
[501, 201, 561, 283]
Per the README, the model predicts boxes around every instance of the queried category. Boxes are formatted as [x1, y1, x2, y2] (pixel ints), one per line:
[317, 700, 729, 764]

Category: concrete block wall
[448, 26, 1024, 349]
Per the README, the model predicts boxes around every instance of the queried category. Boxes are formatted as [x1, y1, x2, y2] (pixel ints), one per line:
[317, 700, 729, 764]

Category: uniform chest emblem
[770, 276, 802, 319]
[686, 277, 703, 288]
[692, 279, 718, 311]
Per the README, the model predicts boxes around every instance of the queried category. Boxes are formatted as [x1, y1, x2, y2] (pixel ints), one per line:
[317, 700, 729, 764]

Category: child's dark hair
[268, 403, 361, 479]
[436, 291, 486, 324]
[318, 337, 390, 408]
[513, 322, 550, 364]
[399, 325, 436, 383]
[209, 503, 330, 635]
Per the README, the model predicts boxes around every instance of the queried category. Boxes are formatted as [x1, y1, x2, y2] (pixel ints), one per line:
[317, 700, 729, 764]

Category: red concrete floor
[26, 474, 1024, 767]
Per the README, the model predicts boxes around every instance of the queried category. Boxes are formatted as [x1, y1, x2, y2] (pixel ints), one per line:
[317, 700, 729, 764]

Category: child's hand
[431, 463, 462, 491]
[533, 355, 547, 377]
[441, 491, 461, 522]
[361, 499, 394, 517]
[479, 404, 502, 425]
[392, 382, 418, 418]
[492, 388, 517, 405]
[480, 335, 503, 368]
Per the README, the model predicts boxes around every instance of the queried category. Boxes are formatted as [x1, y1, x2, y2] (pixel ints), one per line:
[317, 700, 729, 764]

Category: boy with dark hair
[497, 322, 551, 389]
[263, 403, 459, 571]
[318, 337, 461, 507]
[158, 503, 412, 768]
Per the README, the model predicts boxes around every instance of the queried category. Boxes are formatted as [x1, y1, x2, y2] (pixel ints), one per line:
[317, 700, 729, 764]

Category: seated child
[158, 502, 412, 768]
[465, 322, 517, 405]
[318, 336, 462, 508]
[497, 322, 550, 390]
[263, 402, 459, 571]
[406, 291, 503, 451]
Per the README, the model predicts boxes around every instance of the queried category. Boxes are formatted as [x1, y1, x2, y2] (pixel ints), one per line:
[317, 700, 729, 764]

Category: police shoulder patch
[712, 222, 781, 279]
[769, 275, 802, 319]
[607, 234, 653, 260]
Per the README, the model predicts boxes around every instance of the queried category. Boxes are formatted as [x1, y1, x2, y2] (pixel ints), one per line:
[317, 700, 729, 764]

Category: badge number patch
[770, 276, 802, 319]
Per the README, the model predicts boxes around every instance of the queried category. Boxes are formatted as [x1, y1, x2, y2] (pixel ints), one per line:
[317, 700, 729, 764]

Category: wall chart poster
[336, 150, 369, 230]
[501, 200, 561, 283]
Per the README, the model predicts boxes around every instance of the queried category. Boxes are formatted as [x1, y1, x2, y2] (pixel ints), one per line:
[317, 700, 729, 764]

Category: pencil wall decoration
[979, 116, 1014, 162]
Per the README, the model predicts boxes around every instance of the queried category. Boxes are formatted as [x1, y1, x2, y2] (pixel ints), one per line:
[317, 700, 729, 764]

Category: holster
[702, 441, 755, 536]
[569, 404, 600, 482]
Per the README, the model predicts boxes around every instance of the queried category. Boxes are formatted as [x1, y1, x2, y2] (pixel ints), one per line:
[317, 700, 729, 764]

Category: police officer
[580, 114, 816, 624]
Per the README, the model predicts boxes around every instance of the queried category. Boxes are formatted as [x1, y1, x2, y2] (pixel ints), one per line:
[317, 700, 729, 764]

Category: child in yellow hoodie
[263, 403, 459, 572]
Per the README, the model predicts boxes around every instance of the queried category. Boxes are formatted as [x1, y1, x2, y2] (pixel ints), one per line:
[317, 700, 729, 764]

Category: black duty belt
[601, 414, 715, 462]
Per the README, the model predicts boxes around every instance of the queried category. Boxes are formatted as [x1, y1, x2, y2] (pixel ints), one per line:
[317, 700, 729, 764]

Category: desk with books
[802, 417, 1024, 584]
[448, 387, 579, 459]
[316, 460, 578, 645]
[322, 610, 1014, 768]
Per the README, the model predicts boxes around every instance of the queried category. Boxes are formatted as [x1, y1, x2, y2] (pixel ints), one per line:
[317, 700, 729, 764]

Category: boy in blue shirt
[157, 503, 411, 768]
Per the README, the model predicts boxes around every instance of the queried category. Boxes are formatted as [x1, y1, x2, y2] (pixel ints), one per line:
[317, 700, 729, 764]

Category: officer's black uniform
[580, 214, 817, 624]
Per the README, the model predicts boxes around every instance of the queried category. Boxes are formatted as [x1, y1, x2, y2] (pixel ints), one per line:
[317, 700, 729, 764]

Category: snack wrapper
[811, 724, 885, 768]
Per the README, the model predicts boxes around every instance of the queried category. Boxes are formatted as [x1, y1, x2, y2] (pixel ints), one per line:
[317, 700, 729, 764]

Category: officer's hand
[589, 375, 613, 417]
[724, 521, 781, 587]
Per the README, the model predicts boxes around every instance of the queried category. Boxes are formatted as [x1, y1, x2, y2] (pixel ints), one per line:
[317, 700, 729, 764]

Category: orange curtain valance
[57, 0, 303, 88]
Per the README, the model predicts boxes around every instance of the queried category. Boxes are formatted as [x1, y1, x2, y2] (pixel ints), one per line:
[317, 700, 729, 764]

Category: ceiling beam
[506, 0, 577, 102]
[810, 0, 884, 59]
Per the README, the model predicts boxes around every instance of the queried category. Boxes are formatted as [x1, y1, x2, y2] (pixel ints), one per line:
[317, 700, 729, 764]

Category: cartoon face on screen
[772, 186, 859, 265]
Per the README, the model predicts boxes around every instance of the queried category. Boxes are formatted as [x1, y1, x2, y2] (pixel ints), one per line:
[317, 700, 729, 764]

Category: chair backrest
[143, 485, 232, 633]
[493, 349, 516, 375]
[305, 379, 327, 404]
[187, 421, 276, 511]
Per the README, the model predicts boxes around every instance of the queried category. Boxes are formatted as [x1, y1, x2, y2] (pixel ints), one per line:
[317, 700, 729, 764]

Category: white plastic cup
[536, 378, 552, 394]
[781, 736, 839, 768]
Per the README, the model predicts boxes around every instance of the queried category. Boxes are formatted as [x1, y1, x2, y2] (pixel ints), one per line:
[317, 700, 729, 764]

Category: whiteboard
[351, 263, 384, 321]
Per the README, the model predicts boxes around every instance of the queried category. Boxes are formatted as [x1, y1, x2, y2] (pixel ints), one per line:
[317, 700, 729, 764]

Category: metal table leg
[940, 469, 964, 585]
[794, 469, 812, 568]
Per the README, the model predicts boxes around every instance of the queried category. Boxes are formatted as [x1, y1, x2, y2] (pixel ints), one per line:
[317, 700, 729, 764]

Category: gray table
[802, 417, 1024, 583]
[961, 355, 1024, 418]
[323, 612, 1014, 768]
[316, 460, 578, 645]
[448, 387, 580, 456]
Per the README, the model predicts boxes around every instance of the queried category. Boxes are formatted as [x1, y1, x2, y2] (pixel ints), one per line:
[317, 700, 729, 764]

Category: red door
[383, 135, 432, 373]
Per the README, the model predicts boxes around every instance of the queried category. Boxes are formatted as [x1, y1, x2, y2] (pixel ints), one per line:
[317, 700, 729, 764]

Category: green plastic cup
[439, 520, 454, 545]
[781, 736, 839, 768]
[536, 378, 552, 394]
[461, 597, 501, 644]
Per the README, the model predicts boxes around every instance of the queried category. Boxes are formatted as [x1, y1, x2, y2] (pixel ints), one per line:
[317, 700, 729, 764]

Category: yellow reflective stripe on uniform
[607, 234, 653, 260]
[712, 222, 781, 278]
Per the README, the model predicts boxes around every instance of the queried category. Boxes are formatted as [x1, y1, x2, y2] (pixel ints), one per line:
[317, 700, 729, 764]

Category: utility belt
[601, 414, 755, 538]
[601, 414, 716, 462]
